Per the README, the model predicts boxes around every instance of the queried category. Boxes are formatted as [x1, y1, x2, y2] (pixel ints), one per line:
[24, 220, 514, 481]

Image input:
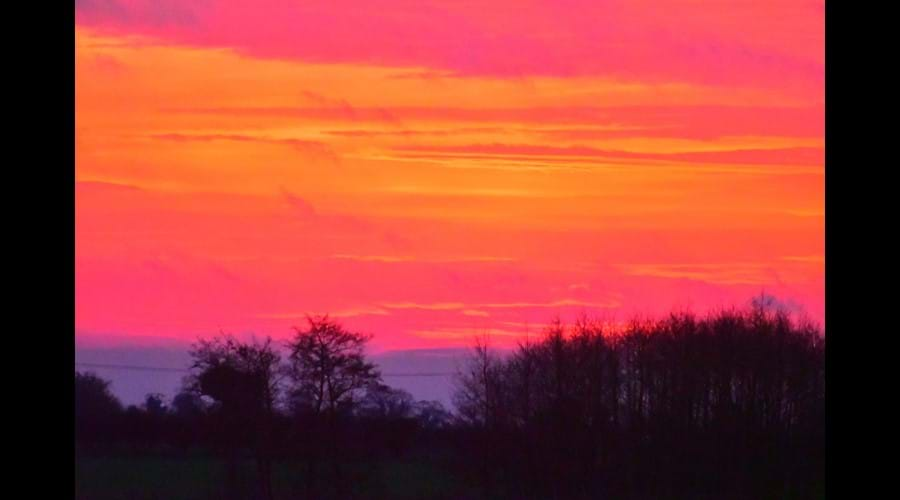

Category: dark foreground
[76, 447, 825, 500]
[76, 306, 824, 500]
[76, 452, 465, 500]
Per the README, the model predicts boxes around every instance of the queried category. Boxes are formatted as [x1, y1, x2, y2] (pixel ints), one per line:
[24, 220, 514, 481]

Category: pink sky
[75, 0, 824, 353]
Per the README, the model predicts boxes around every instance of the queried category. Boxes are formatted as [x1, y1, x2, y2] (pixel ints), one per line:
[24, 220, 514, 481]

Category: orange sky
[75, 1, 824, 352]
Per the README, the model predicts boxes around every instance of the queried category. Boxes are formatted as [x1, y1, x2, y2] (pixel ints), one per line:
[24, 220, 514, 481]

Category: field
[75, 453, 469, 500]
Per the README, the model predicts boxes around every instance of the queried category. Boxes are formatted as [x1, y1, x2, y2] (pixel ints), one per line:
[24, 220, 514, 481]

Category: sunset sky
[75, 0, 824, 356]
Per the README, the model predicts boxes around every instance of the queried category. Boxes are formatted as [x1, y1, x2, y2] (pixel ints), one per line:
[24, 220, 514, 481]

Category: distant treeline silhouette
[452, 301, 824, 499]
[75, 298, 824, 500]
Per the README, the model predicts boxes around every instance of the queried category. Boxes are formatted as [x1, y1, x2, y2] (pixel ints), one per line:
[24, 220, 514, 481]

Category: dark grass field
[75, 453, 471, 500]
[75, 450, 824, 500]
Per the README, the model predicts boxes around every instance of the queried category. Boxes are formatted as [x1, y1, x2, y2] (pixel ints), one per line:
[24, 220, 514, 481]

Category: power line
[74, 362, 456, 377]
[76, 362, 187, 373]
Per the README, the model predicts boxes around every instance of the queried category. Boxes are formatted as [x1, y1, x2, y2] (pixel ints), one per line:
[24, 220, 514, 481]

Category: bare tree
[452, 334, 503, 428]
[285, 315, 380, 497]
[449, 303, 824, 499]
[285, 315, 380, 417]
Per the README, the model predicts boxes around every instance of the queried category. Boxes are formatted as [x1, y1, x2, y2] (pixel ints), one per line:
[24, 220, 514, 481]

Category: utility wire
[76, 362, 186, 373]
[74, 362, 456, 377]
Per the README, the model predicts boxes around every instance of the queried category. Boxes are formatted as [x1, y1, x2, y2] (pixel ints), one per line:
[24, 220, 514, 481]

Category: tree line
[76, 315, 453, 499]
[452, 299, 824, 499]
[75, 300, 825, 499]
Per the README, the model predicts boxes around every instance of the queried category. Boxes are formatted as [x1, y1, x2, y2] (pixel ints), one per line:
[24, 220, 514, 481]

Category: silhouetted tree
[285, 315, 380, 497]
[451, 305, 825, 499]
[171, 389, 207, 418]
[75, 371, 123, 446]
[453, 335, 503, 428]
[285, 315, 380, 416]
[358, 382, 415, 419]
[186, 334, 281, 500]
[73, 301, 824, 500]
[143, 393, 167, 416]
[413, 400, 453, 430]
[453, 335, 508, 496]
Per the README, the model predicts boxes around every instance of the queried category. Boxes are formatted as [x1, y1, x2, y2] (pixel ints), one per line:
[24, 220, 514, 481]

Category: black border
[823, 0, 845, 497]
[59, 1, 840, 498]
[19, 0, 77, 496]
